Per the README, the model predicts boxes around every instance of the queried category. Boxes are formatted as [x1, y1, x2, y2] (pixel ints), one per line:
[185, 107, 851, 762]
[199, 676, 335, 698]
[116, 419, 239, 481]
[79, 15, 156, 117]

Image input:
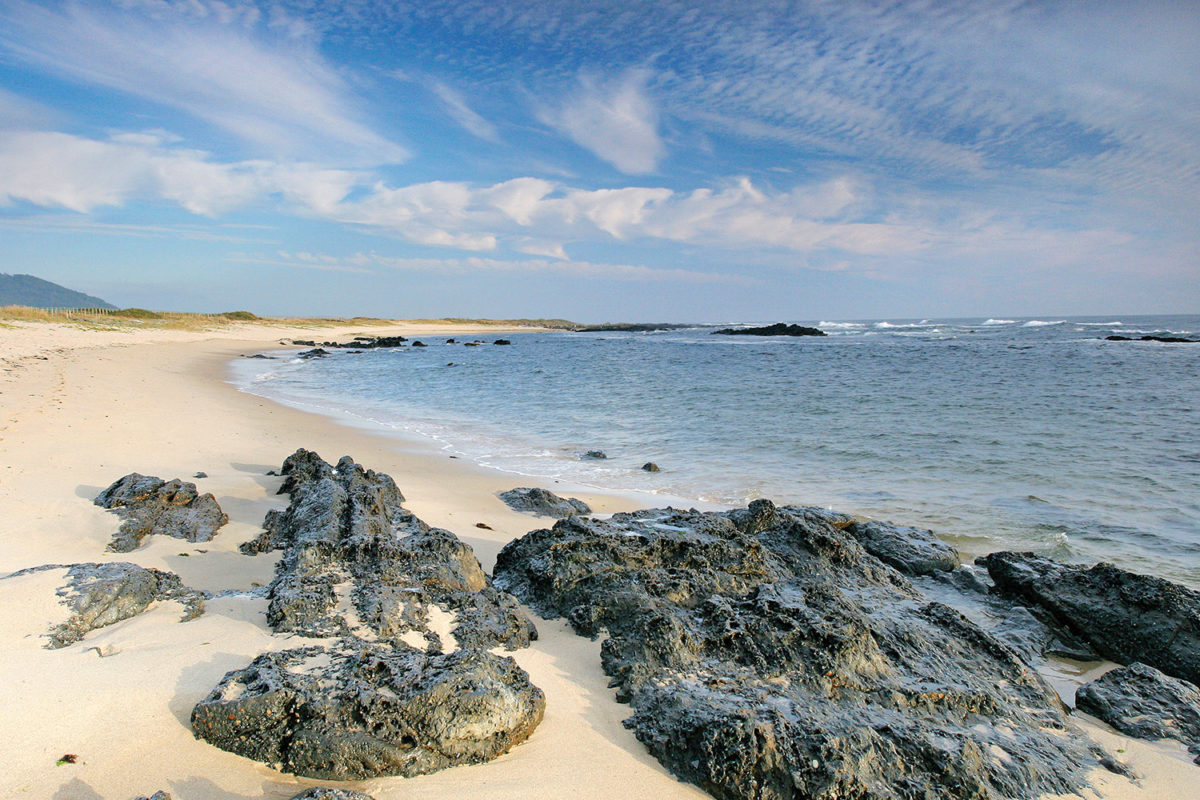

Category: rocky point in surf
[978, 551, 1200, 686]
[494, 499, 1119, 800]
[192, 449, 543, 780]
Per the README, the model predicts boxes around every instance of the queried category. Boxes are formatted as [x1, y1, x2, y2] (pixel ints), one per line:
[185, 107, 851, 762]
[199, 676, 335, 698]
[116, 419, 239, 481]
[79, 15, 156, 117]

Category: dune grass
[0, 305, 581, 332]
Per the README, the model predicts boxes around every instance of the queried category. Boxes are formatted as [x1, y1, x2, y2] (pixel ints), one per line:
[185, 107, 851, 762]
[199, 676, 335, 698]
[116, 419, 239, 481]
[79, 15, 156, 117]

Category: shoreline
[0, 321, 1194, 799]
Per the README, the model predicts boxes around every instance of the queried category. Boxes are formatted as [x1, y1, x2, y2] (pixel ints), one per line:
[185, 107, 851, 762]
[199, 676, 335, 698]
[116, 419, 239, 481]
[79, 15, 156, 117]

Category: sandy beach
[0, 320, 1194, 800]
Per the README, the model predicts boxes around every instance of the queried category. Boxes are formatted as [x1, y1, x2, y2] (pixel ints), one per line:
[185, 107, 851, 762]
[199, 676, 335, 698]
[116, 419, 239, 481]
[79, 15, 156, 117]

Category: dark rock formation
[1076, 662, 1200, 761]
[845, 519, 960, 576]
[193, 644, 544, 781]
[1105, 334, 1199, 343]
[580, 323, 694, 332]
[494, 339, 512, 345]
[641, 462, 661, 472]
[712, 323, 826, 337]
[412, 340, 426, 347]
[6, 562, 205, 648]
[582, 450, 607, 459]
[289, 790, 376, 800]
[979, 552, 1200, 686]
[291, 336, 409, 349]
[353, 336, 408, 348]
[244, 449, 536, 650]
[495, 500, 1114, 800]
[297, 348, 330, 359]
[95, 474, 228, 552]
[289, 789, 376, 800]
[133, 792, 172, 800]
[196, 450, 543, 778]
[193, 471, 207, 479]
[499, 487, 591, 518]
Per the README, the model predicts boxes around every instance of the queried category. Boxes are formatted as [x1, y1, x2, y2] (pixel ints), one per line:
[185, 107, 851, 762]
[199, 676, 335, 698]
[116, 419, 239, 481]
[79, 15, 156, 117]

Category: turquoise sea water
[231, 315, 1200, 588]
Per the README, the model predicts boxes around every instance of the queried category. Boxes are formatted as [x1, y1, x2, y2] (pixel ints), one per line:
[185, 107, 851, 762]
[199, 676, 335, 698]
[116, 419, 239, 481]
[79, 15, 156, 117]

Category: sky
[0, 0, 1197, 322]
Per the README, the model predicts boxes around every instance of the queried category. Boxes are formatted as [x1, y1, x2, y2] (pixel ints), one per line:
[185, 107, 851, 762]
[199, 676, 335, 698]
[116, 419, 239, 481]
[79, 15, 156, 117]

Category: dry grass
[0, 306, 581, 332]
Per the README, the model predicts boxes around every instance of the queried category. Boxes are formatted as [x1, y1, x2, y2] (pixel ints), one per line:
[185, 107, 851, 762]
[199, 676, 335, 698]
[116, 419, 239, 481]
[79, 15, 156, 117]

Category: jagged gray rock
[245, 449, 535, 650]
[845, 519, 960, 575]
[6, 562, 205, 648]
[195, 449, 542, 779]
[193, 644, 544, 780]
[979, 551, 1200, 686]
[289, 789, 376, 800]
[495, 499, 1116, 800]
[1076, 662, 1200, 761]
[95, 473, 228, 552]
[498, 487, 591, 518]
[133, 792, 172, 800]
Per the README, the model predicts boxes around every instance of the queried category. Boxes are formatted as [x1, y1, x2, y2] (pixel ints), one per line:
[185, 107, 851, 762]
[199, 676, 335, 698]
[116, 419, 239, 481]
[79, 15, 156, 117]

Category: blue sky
[0, 0, 1196, 321]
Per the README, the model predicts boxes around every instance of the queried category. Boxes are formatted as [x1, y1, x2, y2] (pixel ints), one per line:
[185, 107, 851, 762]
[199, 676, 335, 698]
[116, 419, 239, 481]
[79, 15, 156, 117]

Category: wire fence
[44, 307, 117, 316]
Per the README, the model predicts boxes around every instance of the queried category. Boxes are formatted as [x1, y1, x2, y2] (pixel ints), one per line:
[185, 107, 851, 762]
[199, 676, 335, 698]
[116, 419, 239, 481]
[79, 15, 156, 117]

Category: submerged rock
[845, 519, 960, 576]
[641, 462, 661, 472]
[495, 500, 1113, 800]
[196, 450, 542, 778]
[8, 562, 205, 648]
[1076, 662, 1200, 760]
[192, 644, 544, 781]
[979, 551, 1200, 686]
[95, 473, 228, 552]
[499, 487, 591, 518]
[582, 450, 607, 460]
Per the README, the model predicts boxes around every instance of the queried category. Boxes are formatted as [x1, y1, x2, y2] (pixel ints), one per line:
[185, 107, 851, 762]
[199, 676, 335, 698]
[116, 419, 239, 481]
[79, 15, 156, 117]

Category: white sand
[0, 320, 1194, 799]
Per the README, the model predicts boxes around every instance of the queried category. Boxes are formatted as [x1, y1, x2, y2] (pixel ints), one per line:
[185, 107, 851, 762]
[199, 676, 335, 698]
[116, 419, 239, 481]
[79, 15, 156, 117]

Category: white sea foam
[875, 320, 933, 329]
[819, 321, 866, 329]
[982, 319, 1016, 325]
[1022, 320, 1066, 327]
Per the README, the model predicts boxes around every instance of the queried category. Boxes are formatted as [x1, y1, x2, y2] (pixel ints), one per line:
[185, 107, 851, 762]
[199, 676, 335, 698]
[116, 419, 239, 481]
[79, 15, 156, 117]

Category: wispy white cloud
[538, 70, 666, 174]
[246, 249, 756, 285]
[0, 215, 278, 244]
[0, 86, 58, 130]
[0, 0, 404, 163]
[0, 127, 1154, 286]
[431, 82, 499, 142]
[228, 250, 375, 274]
[0, 130, 359, 215]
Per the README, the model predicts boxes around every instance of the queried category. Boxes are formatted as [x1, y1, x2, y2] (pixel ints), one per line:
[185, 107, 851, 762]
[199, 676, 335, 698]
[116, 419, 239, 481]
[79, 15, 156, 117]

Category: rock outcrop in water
[194, 449, 543, 779]
[1076, 662, 1200, 762]
[712, 323, 826, 337]
[1104, 334, 1199, 343]
[495, 499, 1114, 800]
[499, 487, 591, 518]
[845, 519, 960, 576]
[95, 473, 228, 552]
[978, 551, 1200, 686]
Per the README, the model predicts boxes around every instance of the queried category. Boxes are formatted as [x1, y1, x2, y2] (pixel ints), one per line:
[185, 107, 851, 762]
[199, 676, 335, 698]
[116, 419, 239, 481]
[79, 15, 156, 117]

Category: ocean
[230, 315, 1200, 589]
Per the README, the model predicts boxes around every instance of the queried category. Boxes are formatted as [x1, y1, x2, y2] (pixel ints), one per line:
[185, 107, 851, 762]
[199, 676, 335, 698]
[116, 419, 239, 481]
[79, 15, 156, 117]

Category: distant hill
[0, 273, 116, 310]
